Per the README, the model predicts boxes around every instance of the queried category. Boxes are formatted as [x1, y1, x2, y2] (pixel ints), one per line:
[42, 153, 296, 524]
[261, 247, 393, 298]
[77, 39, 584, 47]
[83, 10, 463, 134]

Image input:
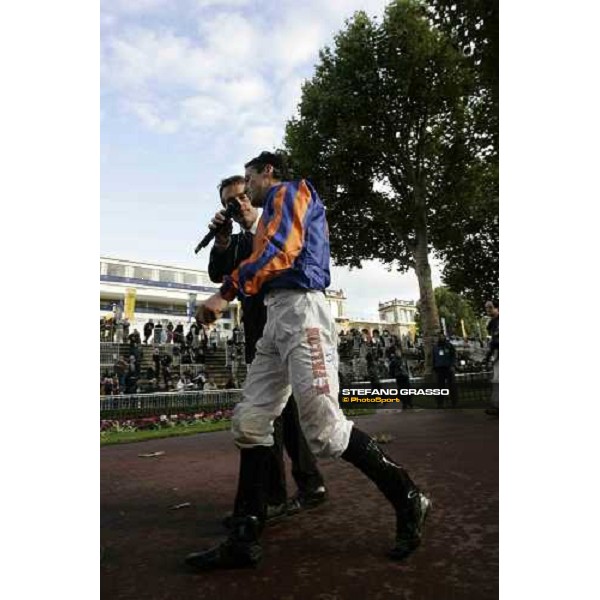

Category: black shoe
[186, 516, 262, 570]
[287, 486, 328, 514]
[265, 502, 288, 523]
[389, 491, 431, 561]
[222, 502, 287, 529]
[341, 427, 429, 561]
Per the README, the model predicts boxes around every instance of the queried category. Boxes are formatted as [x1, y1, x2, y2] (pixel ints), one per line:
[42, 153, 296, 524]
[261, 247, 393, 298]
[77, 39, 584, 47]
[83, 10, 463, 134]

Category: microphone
[194, 200, 241, 254]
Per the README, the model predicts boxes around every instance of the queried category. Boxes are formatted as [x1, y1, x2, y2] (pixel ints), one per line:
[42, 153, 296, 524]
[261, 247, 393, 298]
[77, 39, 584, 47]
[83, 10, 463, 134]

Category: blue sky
[100, 0, 442, 319]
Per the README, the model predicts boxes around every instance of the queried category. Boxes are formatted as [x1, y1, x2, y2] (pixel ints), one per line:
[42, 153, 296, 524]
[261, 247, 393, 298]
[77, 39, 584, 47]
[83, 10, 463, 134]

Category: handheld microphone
[194, 200, 241, 254]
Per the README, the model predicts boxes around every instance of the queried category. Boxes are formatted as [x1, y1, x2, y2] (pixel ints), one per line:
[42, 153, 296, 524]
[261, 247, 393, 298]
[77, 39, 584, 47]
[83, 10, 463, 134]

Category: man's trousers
[232, 290, 353, 459]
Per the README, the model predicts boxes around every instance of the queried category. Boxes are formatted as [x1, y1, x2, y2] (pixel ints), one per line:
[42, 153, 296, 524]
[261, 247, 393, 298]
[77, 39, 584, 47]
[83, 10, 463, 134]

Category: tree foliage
[286, 0, 478, 269]
[424, 0, 498, 305]
[433, 286, 479, 337]
[284, 0, 498, 366]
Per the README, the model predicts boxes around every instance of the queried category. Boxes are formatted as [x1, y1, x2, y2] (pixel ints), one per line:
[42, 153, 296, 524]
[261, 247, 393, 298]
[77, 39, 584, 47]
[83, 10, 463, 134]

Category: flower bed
[100, 409, 234, 433]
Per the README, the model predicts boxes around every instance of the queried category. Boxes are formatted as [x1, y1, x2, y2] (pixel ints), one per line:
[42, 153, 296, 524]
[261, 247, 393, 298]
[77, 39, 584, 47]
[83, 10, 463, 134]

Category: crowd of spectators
[337, 328, 424, 383]
[100, 317, 246, 396]
[101, 315, 491, 397]
[337, 327, 489, 384]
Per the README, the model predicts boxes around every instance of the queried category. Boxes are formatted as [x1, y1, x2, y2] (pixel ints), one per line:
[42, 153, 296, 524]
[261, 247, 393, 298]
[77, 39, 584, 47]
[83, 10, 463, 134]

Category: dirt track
[101, 409, 498, 600]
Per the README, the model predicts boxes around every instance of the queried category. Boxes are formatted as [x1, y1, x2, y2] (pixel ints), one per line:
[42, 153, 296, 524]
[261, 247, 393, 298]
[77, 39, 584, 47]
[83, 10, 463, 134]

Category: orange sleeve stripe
[228, 185, 287, 290]
[243, 181, 312, 295]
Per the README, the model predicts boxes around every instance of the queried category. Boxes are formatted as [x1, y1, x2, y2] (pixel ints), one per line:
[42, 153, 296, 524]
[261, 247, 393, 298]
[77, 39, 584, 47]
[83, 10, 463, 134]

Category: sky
[100, 0, 443, 320]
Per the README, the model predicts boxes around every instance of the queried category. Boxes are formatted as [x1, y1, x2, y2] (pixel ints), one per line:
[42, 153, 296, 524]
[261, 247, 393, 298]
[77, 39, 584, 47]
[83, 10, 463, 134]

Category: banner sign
[124, 288, 136, 321]
[187, 293, 197, 323]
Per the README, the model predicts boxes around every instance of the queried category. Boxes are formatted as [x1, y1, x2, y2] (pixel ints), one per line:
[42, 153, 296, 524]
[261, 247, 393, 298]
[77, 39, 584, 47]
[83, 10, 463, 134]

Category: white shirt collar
[248, 209, 262, 235]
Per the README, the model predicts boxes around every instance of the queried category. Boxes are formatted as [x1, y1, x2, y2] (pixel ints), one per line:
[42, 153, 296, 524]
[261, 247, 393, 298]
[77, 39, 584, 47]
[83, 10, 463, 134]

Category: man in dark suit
[207, 174, 327, 524]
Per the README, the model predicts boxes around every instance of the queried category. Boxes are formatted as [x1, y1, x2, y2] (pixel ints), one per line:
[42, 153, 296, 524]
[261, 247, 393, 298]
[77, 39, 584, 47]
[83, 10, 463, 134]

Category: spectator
[366, 352, 381, 388]
[101, 373, 113, 396]
[105, 317, 115, 342]
[172, 345, 181, 368]
[152, 347, 161, 379]
[382, 329, 391, 349]
[128, 354, 137, 379]
[114, 356, 128, 390]
[201, 327, 209, 352]
[193, 371, 206, 390]
[190, 322, 201, 348]
[142, 366, 158, 393]
[112, 302, 123, 324]
[233, 326, 243, 347]
[209, 328, 218, 352]
[372, 329, 384, 358]
[225, 375, 238, 389]
[193, 346, 206, 365]
[172, 322, 183, 345]
[166, 321, 175, 344]
[143, 320, 154, 344]
[484, 300, 499, 416]
[129, 328, 142, 346]
[181, 345, 193, 365]
[161, 353, 173, 389]
[122, 318, 130, 341]
[432, 332, 458, 408]
[154, 321, 164, 345]
[226, 338, 234, 367]
[111, 374, 120, 396]
[176, 376, 187, 392]
[124, 370, 138, 395]
[204, 377, 218, 391]
[389, 349, 412, 409]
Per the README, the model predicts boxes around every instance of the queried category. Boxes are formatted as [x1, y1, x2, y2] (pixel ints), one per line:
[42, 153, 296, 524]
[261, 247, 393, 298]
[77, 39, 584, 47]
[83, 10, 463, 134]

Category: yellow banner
[124, 288, 137, 321]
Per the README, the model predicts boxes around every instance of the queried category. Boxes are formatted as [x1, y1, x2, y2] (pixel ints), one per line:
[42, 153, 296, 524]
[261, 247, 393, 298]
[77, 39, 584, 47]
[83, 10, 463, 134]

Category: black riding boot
[185, 446, 270, 570]
[341, 427, 431, 560]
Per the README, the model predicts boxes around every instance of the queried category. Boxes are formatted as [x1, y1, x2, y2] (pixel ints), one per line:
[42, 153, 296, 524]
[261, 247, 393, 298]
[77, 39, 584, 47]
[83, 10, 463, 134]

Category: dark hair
[218, 175, 245, 200]
[486, 299, 499, 310]
[244, 151, 291, 180]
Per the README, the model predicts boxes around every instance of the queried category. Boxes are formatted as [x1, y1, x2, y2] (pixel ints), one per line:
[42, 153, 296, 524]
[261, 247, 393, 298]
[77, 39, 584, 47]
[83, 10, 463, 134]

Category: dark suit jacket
[208, 231, 267, 364]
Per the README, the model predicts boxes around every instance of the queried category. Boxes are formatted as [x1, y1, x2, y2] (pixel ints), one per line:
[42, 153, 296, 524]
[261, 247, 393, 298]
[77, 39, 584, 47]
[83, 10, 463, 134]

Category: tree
[414, 287, 482, 338]
[425, 0, 499, 307]
[285, 0, 497, 370]
[434, 286, 478, 337]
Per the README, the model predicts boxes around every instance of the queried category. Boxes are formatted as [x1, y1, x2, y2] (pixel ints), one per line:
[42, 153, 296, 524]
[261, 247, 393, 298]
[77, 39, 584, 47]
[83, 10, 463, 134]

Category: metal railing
[349, 372, 494, 407]
[100, 389, 243, 418]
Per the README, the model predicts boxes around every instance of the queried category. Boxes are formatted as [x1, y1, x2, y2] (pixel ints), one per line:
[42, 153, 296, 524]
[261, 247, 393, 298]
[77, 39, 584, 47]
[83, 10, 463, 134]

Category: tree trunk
[412, 191, 440, 375]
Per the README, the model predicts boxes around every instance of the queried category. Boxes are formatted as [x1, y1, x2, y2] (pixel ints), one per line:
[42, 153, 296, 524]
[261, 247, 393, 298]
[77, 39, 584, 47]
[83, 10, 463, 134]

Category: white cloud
[100, 0, 392, 145]
[126, 100, 180, 133]
[193, 0, 252, 9]
[241, 125, 280, 151]
[102, 0, 170, 14]
[331, 258, 444, 321]
[196, 12, 260, 62]
[104, 29, 213, 92]
[179, 95, 228, 129]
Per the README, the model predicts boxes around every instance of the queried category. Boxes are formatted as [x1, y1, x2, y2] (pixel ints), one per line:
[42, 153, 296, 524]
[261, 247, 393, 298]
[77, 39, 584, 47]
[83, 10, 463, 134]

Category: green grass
[100, 420, 232, 446]
[100, 409, 376, 446]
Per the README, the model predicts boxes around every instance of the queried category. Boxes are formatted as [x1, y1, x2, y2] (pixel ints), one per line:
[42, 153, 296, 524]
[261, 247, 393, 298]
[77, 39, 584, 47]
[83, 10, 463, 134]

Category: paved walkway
[101, 409, 498, 600]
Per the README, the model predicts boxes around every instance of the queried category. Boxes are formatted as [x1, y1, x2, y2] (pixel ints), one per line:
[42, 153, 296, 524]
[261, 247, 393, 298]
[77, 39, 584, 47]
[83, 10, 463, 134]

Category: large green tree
[426, 0, 499, 307]
[285, 0, 496, 369]
[433, 286, 479, 337]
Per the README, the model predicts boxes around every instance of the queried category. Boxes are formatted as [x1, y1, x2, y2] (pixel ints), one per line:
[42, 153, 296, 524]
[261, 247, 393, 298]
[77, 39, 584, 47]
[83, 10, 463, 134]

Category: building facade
[100, 256, 241, 335]
[324, 288, 350, 333]
[100, 256, 350, 337]
[378, 298, 418, 339]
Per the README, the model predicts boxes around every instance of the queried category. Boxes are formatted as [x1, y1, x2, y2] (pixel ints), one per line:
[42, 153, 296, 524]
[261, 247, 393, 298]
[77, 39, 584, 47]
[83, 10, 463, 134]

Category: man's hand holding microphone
[210, 208, 234, 251]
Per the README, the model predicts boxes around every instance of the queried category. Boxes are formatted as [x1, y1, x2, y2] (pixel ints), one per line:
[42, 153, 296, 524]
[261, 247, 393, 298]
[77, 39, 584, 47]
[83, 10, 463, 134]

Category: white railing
[100, 389, 243, 412]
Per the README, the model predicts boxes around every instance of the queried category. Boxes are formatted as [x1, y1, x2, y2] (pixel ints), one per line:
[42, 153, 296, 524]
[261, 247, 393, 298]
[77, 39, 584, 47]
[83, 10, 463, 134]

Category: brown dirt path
[101, 409, 498, 600]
